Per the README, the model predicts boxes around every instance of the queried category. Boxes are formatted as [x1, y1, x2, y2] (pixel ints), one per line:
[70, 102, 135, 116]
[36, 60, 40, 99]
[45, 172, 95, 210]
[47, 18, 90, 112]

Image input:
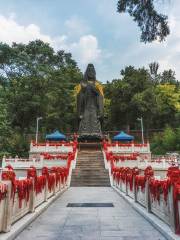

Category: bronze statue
[77, 63, 104, 141]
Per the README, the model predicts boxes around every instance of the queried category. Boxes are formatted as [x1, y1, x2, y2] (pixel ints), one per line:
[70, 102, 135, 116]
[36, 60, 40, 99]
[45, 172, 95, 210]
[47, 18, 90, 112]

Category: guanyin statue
[76, 63, 104, 141]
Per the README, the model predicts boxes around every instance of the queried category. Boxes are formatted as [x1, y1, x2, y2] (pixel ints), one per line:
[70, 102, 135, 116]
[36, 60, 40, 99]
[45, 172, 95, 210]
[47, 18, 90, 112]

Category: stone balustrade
[116, 158, 178, 171]
[110, 165, 180, 235]
[1, 150, 77, 174]
[102, 143, 180, 235]
[2, 157, 43, 169]
[0, 167, 69, 233]
[104, 142, 151, 154]
[112, 172, 178, 231]
[30, 141, 76, 154]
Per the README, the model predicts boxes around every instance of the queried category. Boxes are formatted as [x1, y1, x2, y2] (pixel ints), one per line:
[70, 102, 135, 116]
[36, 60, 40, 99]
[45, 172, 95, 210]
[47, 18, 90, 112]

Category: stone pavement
[15, 187, 166, 240]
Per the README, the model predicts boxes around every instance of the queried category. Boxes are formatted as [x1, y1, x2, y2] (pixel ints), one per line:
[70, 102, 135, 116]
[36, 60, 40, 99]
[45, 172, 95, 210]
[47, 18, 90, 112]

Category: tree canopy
[0, 40, 179, 156]
[117, 0, 170, 43]
[104, 64, 180, 133]
[0, 40, 82, 156]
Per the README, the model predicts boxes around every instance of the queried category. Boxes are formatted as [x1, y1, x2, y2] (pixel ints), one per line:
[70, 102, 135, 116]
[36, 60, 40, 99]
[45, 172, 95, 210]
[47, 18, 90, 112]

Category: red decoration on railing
[2, 167, 33, 208]
[2, 168, 16, 199]
[149, 178, 170, 203]
[35, 176, 46, 194]
[5, 164, 14, 171]
[27, 166, 46, 194]
[113, 153, 138, 161]
[41, 152, 69, 160]
[126, 167, 139, 191]
[166, 167, 180, 234]
[15, 179, 33, 208]
[50, 167, 60, 187]
[144, 166, 154, 179]
[135, 175, 146, 191]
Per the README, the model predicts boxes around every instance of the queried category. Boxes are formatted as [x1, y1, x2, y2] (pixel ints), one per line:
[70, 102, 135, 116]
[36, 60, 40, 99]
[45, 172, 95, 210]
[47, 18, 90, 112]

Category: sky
[0, 0, 180, 82]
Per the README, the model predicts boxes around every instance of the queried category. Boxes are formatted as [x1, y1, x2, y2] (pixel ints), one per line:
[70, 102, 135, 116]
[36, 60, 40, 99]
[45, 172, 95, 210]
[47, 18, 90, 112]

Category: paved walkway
[15, 187, 165, 240]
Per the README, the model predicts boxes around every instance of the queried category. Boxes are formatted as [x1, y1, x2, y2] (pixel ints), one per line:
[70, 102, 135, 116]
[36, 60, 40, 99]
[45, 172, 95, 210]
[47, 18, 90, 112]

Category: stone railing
[2, 149, 77, 171]
[112, 168, 178, 229]
[103, 141, 151, 154]
[107, 161, 180, 235]
[116, 158, 177, 170]
[0, 166, 70, 233]
[1, 157, 43, 169]
[30, 141, 77, 154]
[104, 150, 178, 173]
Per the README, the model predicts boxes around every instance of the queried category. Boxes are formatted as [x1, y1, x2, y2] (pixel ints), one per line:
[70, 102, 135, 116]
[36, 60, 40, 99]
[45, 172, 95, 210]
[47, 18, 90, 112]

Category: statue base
[78, 142, 102, 151]
[78, 133, 102, 143]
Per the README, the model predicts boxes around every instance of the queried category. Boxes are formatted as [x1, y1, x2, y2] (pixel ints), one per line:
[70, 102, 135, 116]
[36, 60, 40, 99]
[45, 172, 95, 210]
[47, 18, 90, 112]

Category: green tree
[151, 126, 179, 154]
[104, 66, 157, 130]
[117, 0, 170, 42]
[0, 40, 82, 156]
[155, 84, 180, 127]
[0, 40, 82, 133]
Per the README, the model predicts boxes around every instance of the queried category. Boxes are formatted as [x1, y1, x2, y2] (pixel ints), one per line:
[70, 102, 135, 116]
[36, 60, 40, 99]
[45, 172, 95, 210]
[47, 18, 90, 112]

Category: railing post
[132, 142, 134, 153]
[133, 177, 137, 202]
[125, 181, 128, 196]
[44, 176, 48, 202]
[53, 174, 56, 195]
[169, 185, 176, 232]
[2, 181, 12, 232]
[119, 179, 122, 191]
[29, 178, 35, 213]
[145, 180, 151, 213]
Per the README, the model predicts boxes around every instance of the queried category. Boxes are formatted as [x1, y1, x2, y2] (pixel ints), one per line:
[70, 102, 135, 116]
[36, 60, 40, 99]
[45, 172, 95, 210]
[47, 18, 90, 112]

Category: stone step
[77, 158, 102, 160]
[71, 175, 110, 179]
[72, 171, 109, 174]
[75, 165, 104, 167]
[75, 166, 105, 168]
[71, 183, 111, 187]
[71, 183, 111, 186]
[71, 175, 109, 178]
[73, 169, 108, 172]
[70, 148, 110, 187]
[71, 179, 110, 183]
[71, 180, 110, 183]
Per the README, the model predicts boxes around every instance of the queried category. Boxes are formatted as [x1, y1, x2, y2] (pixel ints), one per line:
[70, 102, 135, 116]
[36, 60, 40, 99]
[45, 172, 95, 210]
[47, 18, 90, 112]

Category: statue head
[84, 63, 96, 82]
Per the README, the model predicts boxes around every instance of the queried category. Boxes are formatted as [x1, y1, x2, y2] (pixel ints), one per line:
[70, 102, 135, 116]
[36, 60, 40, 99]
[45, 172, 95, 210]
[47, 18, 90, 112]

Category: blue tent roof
[46, 130, 66, 141]
[113, 131, 134, 141]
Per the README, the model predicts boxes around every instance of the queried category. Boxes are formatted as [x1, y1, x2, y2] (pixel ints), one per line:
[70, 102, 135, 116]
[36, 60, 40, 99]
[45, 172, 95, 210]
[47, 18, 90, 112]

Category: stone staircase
[70, 150, 110, 187]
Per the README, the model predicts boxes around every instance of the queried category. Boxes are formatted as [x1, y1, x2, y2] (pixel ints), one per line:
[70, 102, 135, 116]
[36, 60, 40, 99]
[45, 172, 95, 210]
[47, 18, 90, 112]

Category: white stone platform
[15, 187, 165, 240]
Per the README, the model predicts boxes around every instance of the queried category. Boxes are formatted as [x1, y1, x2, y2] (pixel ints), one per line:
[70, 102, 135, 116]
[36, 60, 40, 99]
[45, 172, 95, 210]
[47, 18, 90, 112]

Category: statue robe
[77, 82, 103, 139]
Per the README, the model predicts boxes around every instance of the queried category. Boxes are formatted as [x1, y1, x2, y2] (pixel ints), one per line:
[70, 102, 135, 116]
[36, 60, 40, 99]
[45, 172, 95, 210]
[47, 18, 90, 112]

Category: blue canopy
[46, 130, 66, 141]
[113, 131, 134, 141]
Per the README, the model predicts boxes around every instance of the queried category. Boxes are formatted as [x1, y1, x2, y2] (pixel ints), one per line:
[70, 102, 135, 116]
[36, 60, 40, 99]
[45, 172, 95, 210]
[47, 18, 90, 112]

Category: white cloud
[156, 14, 180, 79]
[70, 35, 101, 64]
[65, 16, 89, 36]
[0, 14, 101, 67]
[0, 15, 51, 44]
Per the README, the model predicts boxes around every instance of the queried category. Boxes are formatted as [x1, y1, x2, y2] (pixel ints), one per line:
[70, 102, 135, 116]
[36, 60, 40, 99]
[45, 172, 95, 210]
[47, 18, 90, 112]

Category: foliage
[104, 66, 157, 130]
[0, 40, 82, 157]
[117, 0, 170, 43]
[0, 40, 179, 157]
[151, 126, 179, 154]
[104, 64, 180, 133]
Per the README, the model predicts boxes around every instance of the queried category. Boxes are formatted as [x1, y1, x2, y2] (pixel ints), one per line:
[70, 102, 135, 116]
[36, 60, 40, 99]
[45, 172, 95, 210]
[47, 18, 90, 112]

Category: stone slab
[0, 187, 68, 240]
[13, 187, 166, 240]
[113, 186, 179, 240]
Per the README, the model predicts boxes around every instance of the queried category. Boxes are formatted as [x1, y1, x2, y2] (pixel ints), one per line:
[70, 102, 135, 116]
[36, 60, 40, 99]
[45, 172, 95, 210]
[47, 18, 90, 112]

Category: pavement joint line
[0, 187, 68, 240]
[112, 186, 178, 240]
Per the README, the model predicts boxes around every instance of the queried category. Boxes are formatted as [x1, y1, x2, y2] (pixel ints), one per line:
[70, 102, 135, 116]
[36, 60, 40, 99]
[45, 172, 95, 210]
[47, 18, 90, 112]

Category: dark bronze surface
[77, 63, 103, 141]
